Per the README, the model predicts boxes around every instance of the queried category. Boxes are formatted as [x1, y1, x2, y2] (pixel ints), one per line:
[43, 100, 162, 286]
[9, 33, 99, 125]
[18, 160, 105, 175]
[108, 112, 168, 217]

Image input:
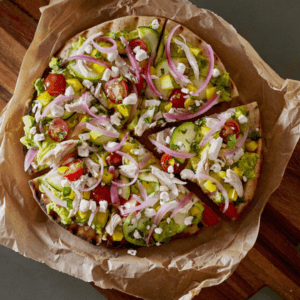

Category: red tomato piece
[169, 88, 186, 109]
[48, 119, 69, 142]
[63, 159, 84, 181]
[106, 152, 122, 167]
[219, 203, 238, 220]
[160, 153, 187, 174]
[129, 39, 148, 53]
[202, 206, 220, 226]
[60, 152, 78, 166]
[91, 185, 111, 203]
[220, 119, 240, 142]
[44, 74, 66, 96]
[104, 78, 129, 103]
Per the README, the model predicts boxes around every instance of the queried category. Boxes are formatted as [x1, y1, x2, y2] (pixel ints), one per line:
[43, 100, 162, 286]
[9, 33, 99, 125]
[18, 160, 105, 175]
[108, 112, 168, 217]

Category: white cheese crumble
[33, 133, 45, 142]
[151, 19, 159, 30]
[177, 62, 186, 74]
[65, 85, 75, 96]
[78, 143, 89, 157]
[238, 114, 248, 124]
[160, 191, 170, 203]
[180, 169, 195, 180]
[210, 163, 222, 173]
[181, 88, 189, 94]
[167, 165, 174, 173]
[90, 106, 98, 114]
[145, 208, 156, 218]
[136, 212, 141, 220]
[119, 163, 137, 178]
[184, 216, 194, 226]
[154, 227, 163, 235]
[243, 176, 248, 182]
[133, 230, 142, 239]
[110, 112, 122, 126]
[102, 68, 111, 81]
[133, 148, 145, 156]
[166, 218, 171, 224]
[212, 68, 220, 77]
[111, 66, 119, 78]
[127, 249, 137, 256]
[107, 51, 118, 62]
[123, 93, 138, 105]
[135, 49, 148, 62]
[51, 104, 64, 118]
[89, 200, 97, 212]
[78, 133, 90, 141]
[84, 45, 93, 54]
[145, 99, 161, 107]
[29, 126, 37, 135]
[82, 79, 93, 89]
[80, 199, 90, 212]
[166, 136, 171, 144]
[99, 200, 108, 213]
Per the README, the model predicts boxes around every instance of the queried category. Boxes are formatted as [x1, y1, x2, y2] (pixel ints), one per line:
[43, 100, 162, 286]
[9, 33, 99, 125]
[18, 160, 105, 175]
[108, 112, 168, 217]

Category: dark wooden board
[1, 1, 300, 299]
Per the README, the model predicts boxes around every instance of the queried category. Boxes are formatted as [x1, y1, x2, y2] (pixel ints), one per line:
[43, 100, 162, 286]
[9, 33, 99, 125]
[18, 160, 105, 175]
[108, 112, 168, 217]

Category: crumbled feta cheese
[154, 227, 163, 234]
[210, 163, 222, 173]
[78, 133, 90, 141]
[224, 148, 244, 165]
[177, 62, 186, 74]
[181, 88, 189, 94]
[65, 85, 75, 96]
[184, 216, 194, 226]
[89, 200, 97, 212]
[195, 100, 201, 107]
[99, 200, 108, 213]
[133, 230, 142, 239]
[102, 68, 111, 81]
[90, 106, 98, 114]
[85, 44, 93, 54]
[212, 68, 220, 77]
[61, 179, 69, 187]
[160, 185, 169, 192]
[119, 163, 138, 178]
[136, 212, 141, 220]
[86, 177, 97, 187]
[180, 169, 195, 180]
[135, 49, 148, 62]
[111, 66, 119, 78]
[160, 191, 170, 203]
[208, 137, 223, 161]
[167, 165, 174, 173]
[29, 126, 37, 135]
[133, 46, 141, 54]
[166, 217, 171, 224]
[256, 127, 259, 132]
[243, 176, 248, 182]
[105, 213, 122, 235]
[166, 136, 171, 144]
[123, 93, 138, 105]
[205, 117, 219, 129]
[118, 188, 122, 195]
[80, 199, 90, 213]
[33, 133, 45, 142]
[223, 108, 236, 120]
[133, 148, 145, 156]
[147, 225, 150, 230]
[107, 51, 118, 62]
[106, 141, 119, 149]
[151, 19, 159, 30]
[156, 242, 161, 246]
[238, 114, 248, 124]
[134, 107, 155, 136]
[84, 157, 100, 177]
[145, 208, 156, 218]
[82, 79, 93, 89]
[177, 141, 183, 147]
[127, 249, 137, 256]
[110, 112, 122, 126]
[78, 143, 89, 157]
[145, 99, 161, 107]
[93, 82, 102, 99]
[51, 104, 64, 118]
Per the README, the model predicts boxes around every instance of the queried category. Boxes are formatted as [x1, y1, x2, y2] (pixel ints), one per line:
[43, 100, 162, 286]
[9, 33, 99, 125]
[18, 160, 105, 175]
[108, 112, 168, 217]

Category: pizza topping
[91, 36, 117, 53]
[63, 159, 84, 181]
[33, 133, 45, 142]
[220, 119, 240, 142]
[45, 74, 66, 96]
[123, 93, 138, 105]
[160, 153, 187, 174]
[170, 192, 194, 217]
[169, 88, 186, 109]
[48, 119, 69, 142]
[151, 19, 160, 30]
[50, 104, 64, 118]
[103, 132, 128, 153]
[202, 206, 220, 226]
[180, 169, 195, 180]
[106, 213, 122, 235]
[104, 78, 129, 103]
[238, 114, 248, 124]
[24, 148, 38, 172]
[224, 169, 243, 197]
[212, 68, 220, 77]
[42, 95, 73, 119]
[208, 137, 223, 161]
[86, 123, 120, 138]
[41, 184, 67, 208]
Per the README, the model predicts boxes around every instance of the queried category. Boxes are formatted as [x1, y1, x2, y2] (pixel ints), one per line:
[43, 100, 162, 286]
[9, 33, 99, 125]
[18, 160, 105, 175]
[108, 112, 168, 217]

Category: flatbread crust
[157, 19, 239, 99]
[57, 16, 165, 59]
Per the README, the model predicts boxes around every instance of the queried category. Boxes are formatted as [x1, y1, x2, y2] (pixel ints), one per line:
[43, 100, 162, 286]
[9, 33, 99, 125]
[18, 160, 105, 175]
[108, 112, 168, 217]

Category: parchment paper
[1, 0, 300, 299]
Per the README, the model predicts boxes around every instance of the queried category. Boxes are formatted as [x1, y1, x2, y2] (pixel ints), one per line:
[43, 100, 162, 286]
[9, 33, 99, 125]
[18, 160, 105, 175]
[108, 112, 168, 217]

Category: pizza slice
[149, 102, 262, 219]
[29, 134, 220, 248]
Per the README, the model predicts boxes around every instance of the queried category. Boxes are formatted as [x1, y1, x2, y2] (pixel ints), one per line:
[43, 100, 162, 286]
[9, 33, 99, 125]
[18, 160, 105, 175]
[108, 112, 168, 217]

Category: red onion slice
[86, 123, 120, 138]
[80, 153, 104, 192]
[127, 84, 139, 123]
[191, 44, 214, 96]
[64, 55, 111, 70]
[91, 36, 117, 53]
[131, 194, 143, 204]
[193, 174, 229, 212]
[41, 95, 73, 118]
[112, 151, 139, 187]
[82, 92, 109, 124]
[149, 138, 196, 158]
[71, 122, 86, 137]
[24, 148, 38, 172]
[138, 180, 147, 201]
[165, 25, 190, 84]
[163, 93, 220, 121]
[88, 207, 99, 227]
[219, 124, 250, 157]
[108, 166, 117, 179]
[122, 195, 159, 215]
[200, 113, 227, 146]
[111, 180, 121, 204]
[41, 184, 67, 208]
[170, 192, 194, 218]
[144, 55, 167, 100]
[138, 152, 152, 169]
[119, 36, 140, 84]
[146, 200, 178, 246]
[103, 132, 128, 152]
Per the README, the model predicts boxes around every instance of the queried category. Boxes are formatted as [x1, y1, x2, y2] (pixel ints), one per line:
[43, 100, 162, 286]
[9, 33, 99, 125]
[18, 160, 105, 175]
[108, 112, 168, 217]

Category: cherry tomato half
[129, 39, 148, 53]
[63, 159, 84, 181]
[44, 74, 66, 96]
[160, 153, 187, 174]
[106, 152, 122, 167]
[220, 119, 240, 142]
[91, 185, 111, 203]
[169, 88, 186, 109]
[104, 78, 129, 103]
[219, 203, 238, 220]
[48, 119, 69, 142]
[202, 206, 220, 226]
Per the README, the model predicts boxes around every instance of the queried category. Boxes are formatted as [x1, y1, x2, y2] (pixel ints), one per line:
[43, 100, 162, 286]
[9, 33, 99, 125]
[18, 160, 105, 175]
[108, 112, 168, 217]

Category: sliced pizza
[149, 102, 262, 218]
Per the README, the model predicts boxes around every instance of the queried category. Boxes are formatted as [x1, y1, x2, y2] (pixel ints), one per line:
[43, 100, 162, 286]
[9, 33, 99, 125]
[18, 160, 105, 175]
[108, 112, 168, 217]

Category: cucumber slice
[173, 212, 189, 233]
[120, 175, 130, 200]
[138, 27, 159, 53]
[88, 134, 116, 146]
[123, 213, 148, 246]
[138, 172, 159, 183]
[138, 172, 160, 197]
[45, 171, 65, 192]
[47, 111, 75, 120]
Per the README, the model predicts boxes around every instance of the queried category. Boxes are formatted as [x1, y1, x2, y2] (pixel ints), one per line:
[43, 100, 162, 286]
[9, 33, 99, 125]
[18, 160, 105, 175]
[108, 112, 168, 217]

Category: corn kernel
[112, 227, 124, 241]
[91, 49, 99, 58]
[218, 171, 227, 178]
[186, 83, 198, 93]
[57, 166, 70, 174]
[203, 180, 217, 193]
[78, 211, 90, 220]
[37, 91, 52, 106]
[66, 78, 83, 92]
[160, 75, 174, 90]
[232, 166, 243, 178]
[66, 190, 75, 200]
[246, 141, 258, 152]
[102, 170, 114, 184]
[83, 191, 91, 200]
[184, 97, 195, 110]
[165, 102, 173, 112]
[190, 47, 201, 56]
[95, 211, 108, 226]
[200, 126, 210, 136]
[206, 86, 217, 100]
[190, 206, 200, 216]
[91, 63, 106, 76]
[228, 188, 238, 201]
[116, 104, 129, 117]
[89, 131, 101, 139]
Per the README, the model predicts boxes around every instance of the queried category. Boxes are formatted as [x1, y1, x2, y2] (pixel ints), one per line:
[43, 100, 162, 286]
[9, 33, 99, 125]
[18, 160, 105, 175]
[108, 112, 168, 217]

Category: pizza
[20, 16, 261, 249]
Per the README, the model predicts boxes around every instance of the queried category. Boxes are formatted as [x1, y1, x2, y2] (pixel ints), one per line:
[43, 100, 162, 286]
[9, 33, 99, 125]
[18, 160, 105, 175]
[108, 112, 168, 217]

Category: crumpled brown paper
[1, 0, 300, 299]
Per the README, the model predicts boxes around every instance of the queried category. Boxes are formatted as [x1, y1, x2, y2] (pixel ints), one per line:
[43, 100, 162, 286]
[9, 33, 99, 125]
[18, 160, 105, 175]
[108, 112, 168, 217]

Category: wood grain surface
[1, 1, 300, 299]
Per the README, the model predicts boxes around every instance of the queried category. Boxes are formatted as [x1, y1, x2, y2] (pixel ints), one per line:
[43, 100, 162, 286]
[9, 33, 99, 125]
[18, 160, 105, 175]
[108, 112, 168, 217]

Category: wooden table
[1, 1, 299, 299]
